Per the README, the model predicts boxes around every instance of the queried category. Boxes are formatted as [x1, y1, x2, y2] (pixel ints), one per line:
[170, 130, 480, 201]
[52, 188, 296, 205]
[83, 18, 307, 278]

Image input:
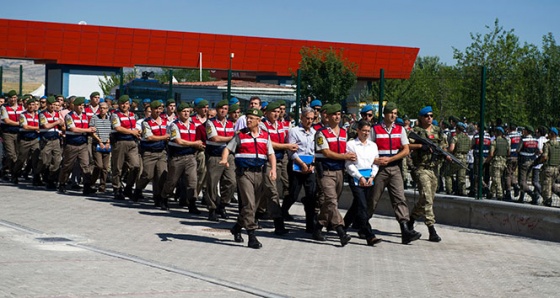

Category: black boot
[529, 191, 539, 205]
[188, 199, 201, 214]
[113, 188, 125, 200]
[513, 185, 520, 197]
[160, 198, 169, 210]
[247, 230, 262, 249]
[428, 225, 442, 242]
[400, 221, 421, 244]
[517, 192, 525, 203]
[32, 174, 44, 187]
[58, 183, 66, 194]
[312, 222, 326, 241]
[274, 217, 290, 236]
[207, 210, 219, 222]
[230, 223, 244, 243]
[83, 183, 96, 195]
[407, 217, 415, 231]
[123, 186, 133, 199]
[504, 191, 513, 201]
[543, 198, 553, 207]
[131, 189, 143, 202]
[336, 225, 351, 247]
[216, 206, 229, 219]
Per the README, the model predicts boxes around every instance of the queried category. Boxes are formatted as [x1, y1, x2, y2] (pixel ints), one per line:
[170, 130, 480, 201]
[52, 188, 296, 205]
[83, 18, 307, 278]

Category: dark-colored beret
[74, 97, 86, 105]
[118, 95, 130, 104]
[246, 108, 263, 118]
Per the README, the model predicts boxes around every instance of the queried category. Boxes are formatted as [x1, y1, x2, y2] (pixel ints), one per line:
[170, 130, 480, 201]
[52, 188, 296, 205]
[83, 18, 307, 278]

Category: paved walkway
[1, 181, 559, 297]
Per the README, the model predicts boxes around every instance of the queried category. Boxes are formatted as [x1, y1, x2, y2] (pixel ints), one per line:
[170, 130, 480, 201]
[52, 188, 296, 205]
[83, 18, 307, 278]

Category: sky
[4, 0, 560, 65]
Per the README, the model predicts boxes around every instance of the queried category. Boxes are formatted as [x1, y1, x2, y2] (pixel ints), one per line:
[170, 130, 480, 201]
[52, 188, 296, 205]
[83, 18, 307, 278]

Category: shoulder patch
[206, 125, 212, 134]
[317, 136, 324, 146]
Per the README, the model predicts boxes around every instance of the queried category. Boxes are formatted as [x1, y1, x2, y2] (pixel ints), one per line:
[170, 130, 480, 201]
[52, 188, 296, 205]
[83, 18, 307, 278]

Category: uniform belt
[240, 166, 265, 172]
[20, 137, 38, 141]
[42, 136, 60, 141]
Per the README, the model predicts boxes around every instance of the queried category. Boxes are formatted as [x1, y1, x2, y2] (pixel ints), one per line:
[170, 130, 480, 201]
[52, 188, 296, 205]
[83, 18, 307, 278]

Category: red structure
[0, 19, 419, 80]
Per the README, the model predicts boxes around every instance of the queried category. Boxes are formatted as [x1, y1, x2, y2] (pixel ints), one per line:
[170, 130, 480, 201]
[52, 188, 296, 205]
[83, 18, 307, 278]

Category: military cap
[278, 100, 286, 106]
[360, 105, 374, 113]
[432, 119, 439, 126]
[442, 120, 450, 128]
[193, 97, 204, 106]
[325, 103, 342, 115]
[46, 96, 56, 104]
[229, 97, 239, 105]
[26, 97, 38, 104]
[266, 101, 281, 111]
[150, 100, 163, 109]
[396, 118, 404, 125]
[105, 95, 114, 101]
[166, 99, 176, 106]
[216, 99, 228, 108]
[90, 91, 100, 98]
[449, 116, 461, 123]
[549, 127, 558, 135]
[261, 101, 269, 109]
[419, 106, 433, 116]
[495, 126, 505, 134]
[40, 95, 47, 99]
[384, 102, 397, 113]
[143, 98, 151, 104]
[246, 108, 263, 118]
[403, 115, 410, 121]
[132, 98, 141, 104]
[321, 103, 331, 113]
[74, 97, 86, 105]
[524, 125, 534, 133]
[457, 122, 467, 130]
[7, 90, 17, 97]
[196, 99, 209, 109]
[177, 102, 191, 112]
[229, 104, 240, 112]
[310, 99, 322, 108]
[117, 95, 130, 104]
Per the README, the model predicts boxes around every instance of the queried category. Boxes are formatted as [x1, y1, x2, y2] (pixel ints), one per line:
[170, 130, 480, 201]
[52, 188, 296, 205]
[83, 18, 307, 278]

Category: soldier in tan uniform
[485, 127, 510, 200]
[540, 127, 560, 207]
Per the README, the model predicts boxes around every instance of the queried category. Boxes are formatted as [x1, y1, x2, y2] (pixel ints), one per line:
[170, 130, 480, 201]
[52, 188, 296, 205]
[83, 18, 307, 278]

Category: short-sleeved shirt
[226, 128, 274, 155]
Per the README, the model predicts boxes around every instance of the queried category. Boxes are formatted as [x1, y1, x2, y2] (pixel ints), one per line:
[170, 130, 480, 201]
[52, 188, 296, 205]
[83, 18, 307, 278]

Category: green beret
[525, 125, 534, 133]
[196, 99, 209, 109]
[229, 104, 240, 112]
[384, 102, 397, 113]
[132, 98, 141, 104]
[118, 95, 130, 104]
[150, 100, 163, 110]
[216, 99, 228, 108]
[7, 90, 17, 97]
[325, 103, 342, 115]
[46, 96, 56, 104]
[166, 99, 175, 106]
[26, 97, 38, 104]
[177, 102, 191, 112]
[321, 104, 331, 113]
[74, 97, 86, 105]
[278, 100, 286, 106]
[90, 91, 100, 98]
[403, 115, 410, 121]
[266, 101, 281, 111]
[246, 108, 263, 118]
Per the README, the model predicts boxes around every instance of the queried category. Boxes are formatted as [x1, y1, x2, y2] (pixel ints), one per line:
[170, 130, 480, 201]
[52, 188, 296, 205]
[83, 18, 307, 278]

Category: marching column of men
[3, 89, 560, 251]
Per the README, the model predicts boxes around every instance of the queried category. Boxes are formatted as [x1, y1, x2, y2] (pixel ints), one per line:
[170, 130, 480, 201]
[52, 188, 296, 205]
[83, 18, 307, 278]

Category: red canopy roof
[0, 19, 419, 80]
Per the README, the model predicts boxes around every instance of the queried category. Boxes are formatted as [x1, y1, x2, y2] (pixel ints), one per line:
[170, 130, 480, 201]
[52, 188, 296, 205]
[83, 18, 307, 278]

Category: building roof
[0, 18, 419, 80]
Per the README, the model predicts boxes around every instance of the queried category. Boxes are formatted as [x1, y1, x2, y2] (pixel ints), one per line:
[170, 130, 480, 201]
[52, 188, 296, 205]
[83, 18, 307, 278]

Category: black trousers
[282, 160, 317, 230]
[344, 176, 376, 239]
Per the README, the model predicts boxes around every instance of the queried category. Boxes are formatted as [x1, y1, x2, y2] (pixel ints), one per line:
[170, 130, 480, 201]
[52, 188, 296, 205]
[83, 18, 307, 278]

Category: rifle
[409, 131, 469, 171]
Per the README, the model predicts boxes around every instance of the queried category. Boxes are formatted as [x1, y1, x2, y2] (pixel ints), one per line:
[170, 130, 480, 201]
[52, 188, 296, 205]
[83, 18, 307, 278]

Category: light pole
[227, 53, 234, 100]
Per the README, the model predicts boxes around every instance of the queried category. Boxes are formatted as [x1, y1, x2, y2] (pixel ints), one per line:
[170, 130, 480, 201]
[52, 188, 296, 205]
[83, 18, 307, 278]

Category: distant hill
[1, 59, 44, 83]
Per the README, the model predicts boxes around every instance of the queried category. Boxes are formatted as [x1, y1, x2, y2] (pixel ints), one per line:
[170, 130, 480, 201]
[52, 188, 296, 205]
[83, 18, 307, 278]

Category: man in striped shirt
[89, 102, 112, 193]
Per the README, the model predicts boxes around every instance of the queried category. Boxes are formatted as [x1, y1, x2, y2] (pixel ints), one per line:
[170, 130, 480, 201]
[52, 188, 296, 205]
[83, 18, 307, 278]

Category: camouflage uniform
[450, 132, 471, 196]
[410, 125, 447, 227]
[489, 136, 510, 199]
[541, 138, 560, 206]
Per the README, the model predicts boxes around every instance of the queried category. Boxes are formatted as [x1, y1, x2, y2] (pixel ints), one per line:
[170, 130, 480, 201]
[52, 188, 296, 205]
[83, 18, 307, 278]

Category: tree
[98, 69, 138, 96]
[294, 47, 357, 105]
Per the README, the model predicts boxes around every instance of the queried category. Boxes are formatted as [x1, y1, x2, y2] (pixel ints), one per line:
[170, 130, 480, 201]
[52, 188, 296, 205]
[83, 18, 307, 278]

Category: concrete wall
[337, 188, 560, 243]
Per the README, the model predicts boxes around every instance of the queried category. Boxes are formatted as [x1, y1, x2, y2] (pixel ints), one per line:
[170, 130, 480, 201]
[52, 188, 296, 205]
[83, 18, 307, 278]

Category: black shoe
[513, 185, 520, 197]
[366, 236, 383, 246]
[11, 176, 18, 185]
[247, 231, 262, 249]
[46, 182, 57, 190]
[407, 218, 415, 231]
[336, 226, 351, 247]
[113, 188, 125, 200]
[543, 198, 553, 207]
[160, 199, 169, 210]
[188, 202, 202, 214]
[282, 210, 294, 221]
[83, 185, 96, 195]
[70, 183, 82, 190]
[428, 226, 442, 242]
[530, 192, 539, 205]
[131, 189, 143, 202]
[58, 183, 66, 194]
[123, 186, 133, 199]
[273, 218, 290, 236]
[208, 210, 219, 222]
[230, 224, 244, 243]
[312, 223, 326, 241]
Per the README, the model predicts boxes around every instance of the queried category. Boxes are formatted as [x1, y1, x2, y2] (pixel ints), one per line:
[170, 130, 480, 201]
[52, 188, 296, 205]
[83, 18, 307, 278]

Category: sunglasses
[423, 114, 434, 118]
[364, 113, 373, 117]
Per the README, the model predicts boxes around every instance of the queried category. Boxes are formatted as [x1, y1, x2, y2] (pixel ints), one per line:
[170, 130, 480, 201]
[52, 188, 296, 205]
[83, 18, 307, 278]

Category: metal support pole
[19, 65, 23, 95]
[477, 66, 487, 200]
[168, 69, 173, 99]
[378, 68, 385, 124]
[119, 68, 124, 97]
[227, 53, 234, 100]
[295, 69, 301, 126]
